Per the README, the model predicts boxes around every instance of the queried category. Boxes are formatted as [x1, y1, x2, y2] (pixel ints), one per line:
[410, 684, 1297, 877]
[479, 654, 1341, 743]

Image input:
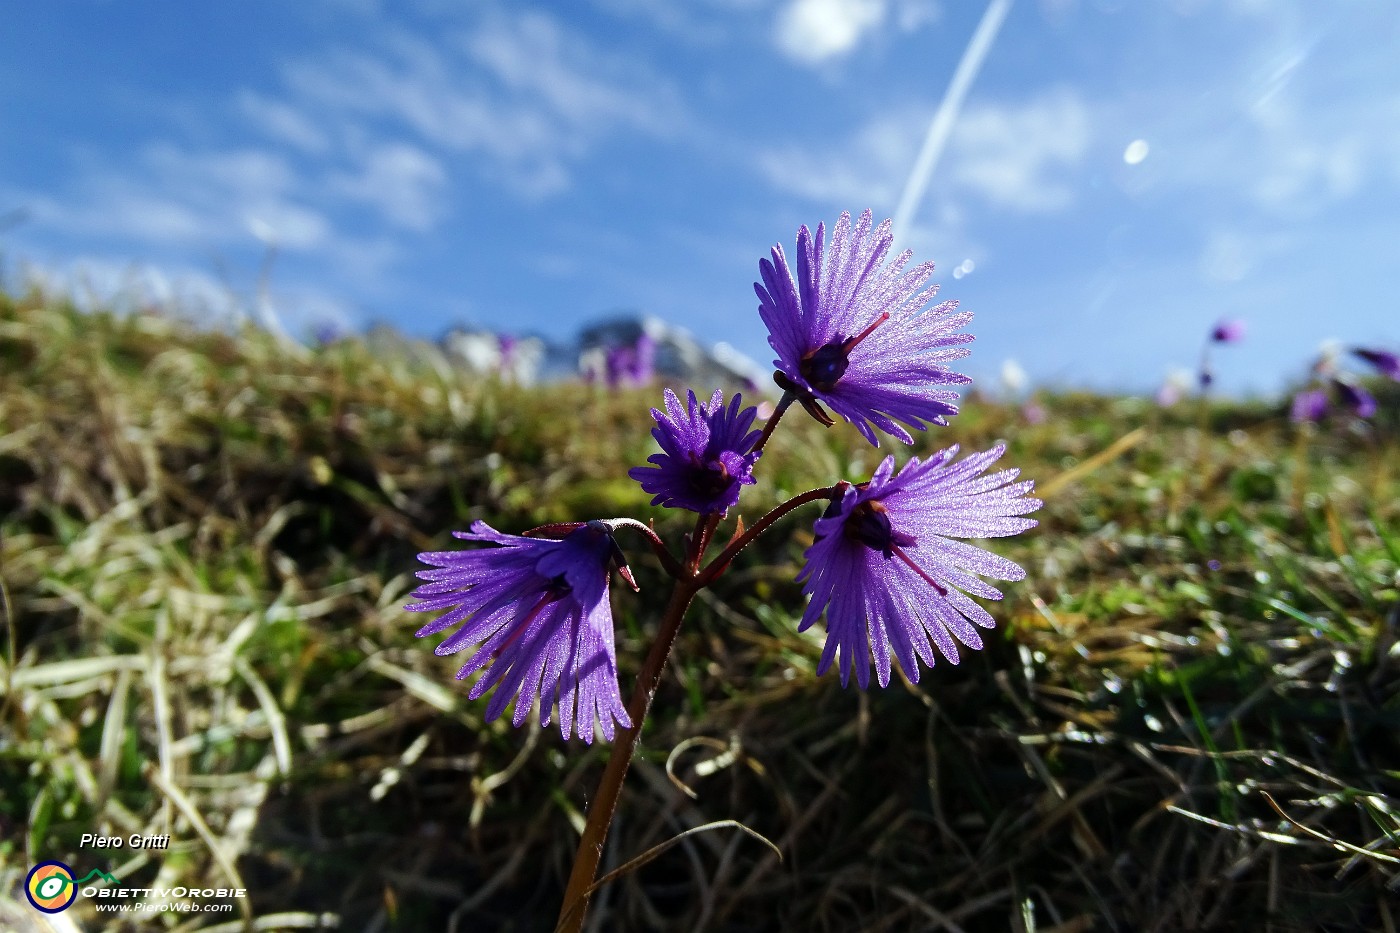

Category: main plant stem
[555, 570, 701, 932]
[555, 396, 802, 931]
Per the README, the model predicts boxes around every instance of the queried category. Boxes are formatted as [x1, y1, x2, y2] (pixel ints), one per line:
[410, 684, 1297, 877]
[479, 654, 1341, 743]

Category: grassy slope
[1, 291, 1398, 932]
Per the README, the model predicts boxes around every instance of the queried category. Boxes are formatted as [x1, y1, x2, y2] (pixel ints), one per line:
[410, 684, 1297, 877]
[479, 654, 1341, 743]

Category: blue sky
[4, 0, 1398, 396]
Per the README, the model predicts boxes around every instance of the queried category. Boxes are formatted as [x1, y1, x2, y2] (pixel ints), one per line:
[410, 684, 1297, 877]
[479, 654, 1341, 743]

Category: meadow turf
[2, 289, 1398, 931]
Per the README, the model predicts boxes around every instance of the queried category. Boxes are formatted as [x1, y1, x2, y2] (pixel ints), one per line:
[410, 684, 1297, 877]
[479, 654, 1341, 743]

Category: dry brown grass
[2, 290, 1397, 931]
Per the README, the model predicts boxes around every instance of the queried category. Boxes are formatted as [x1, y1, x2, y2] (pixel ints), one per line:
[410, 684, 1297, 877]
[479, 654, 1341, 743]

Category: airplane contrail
[892, 0, 1014, 242]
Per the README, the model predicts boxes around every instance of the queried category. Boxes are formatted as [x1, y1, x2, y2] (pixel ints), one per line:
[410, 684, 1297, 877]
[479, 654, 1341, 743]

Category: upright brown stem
[555, 577, 700, 933]
[555, 393, 800, 930]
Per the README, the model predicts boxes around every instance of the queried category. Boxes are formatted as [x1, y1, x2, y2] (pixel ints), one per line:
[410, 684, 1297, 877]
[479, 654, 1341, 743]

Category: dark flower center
[798, 312, 890, 392]
[843, 500, 914, 555]
[843, 500, 946, 596]
[543, 573, 572, 601]
[687, 454, 733, 500]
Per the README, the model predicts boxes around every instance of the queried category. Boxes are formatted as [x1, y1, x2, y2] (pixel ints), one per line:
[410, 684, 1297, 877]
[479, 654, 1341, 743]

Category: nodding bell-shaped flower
[797, 446, 1041, 689]
[405, 520, 633, 743]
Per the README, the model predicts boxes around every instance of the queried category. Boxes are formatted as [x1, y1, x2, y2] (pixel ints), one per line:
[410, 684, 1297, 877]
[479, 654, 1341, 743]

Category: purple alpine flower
[632, 332, 657, 385]
[604, 344, 629, 389]
[755, 210, 974, 446]
[628, 389, 762, 515]
[797, 445, 1041, 688]
[1333, 378, 1377, 419]
[1353, 347, 1400, 381]
[1290, 388, 1329, 423]
[1210, 319, 1247, 343]
[405, 521, 632, 743]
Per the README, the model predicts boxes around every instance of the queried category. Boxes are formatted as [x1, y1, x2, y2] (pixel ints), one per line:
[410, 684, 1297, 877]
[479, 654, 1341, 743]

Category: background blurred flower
[1353, 347, 1400, 381]
[1210, 319, 1247, 343]
[1155, 368, 1194, 407]
[1000, 358, 1028, 396]
[1289, 388, 1329, 423]
[1333, 378, 1377, 418]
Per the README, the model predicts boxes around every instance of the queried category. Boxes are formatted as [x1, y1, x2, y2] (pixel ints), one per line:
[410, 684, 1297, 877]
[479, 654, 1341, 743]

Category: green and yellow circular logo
[25, 861, 77, 913]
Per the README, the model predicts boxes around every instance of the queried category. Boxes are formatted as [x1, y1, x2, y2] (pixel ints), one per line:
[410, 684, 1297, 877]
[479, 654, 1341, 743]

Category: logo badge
[25, 861, 77, 913]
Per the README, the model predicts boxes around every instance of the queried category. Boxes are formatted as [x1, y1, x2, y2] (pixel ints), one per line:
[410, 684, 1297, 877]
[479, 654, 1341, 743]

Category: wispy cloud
[26, 143, 329, 250]
[11, 6, 698, 326]
[237, 91, 331, 154]
[775, 0, 886, 64]
[773, 0, 941, 65]
[276, 13, 687, 197]
[329, 143, 447, 232]
[758, 89, 1092, 215]
[948, 91, 1091, 212]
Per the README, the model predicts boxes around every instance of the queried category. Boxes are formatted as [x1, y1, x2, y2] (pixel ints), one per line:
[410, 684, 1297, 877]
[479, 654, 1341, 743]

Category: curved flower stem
[606, 517, 686, 580]
[555, 575, 700, 933]
[750, 390, 795, 456]
[695, 484, 842, 587]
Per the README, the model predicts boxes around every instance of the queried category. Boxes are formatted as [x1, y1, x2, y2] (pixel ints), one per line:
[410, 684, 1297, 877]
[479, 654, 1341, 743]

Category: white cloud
[1198, 227, 1297, 284]
[279, 14, 685, 197]
[465, 13, 673, 135]
[13, 6, 697, 302]
[35, 144, 332, 251]
[238, 91, 331, 153]
[775, 0, 886, 65]
[773, 0, 940, 65]
[330, 144, 447, 232]
[892, 0, 941, 32]
[241, 202, 330, 250]
[948, 91, 1091, 212]
[757, 110, 914, 207]
[759, 89, 1092, 215]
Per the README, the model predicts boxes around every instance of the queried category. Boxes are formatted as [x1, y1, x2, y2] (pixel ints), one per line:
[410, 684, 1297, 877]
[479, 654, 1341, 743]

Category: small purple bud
[1289, 388, 1329, 423]
[1207, 559, 1221, 572]
[1210, 319, 1246, 344]
[1333, 379, 1377, 419]
[1353, 347, 1400, 381]
[1021, 401, 1047, 425]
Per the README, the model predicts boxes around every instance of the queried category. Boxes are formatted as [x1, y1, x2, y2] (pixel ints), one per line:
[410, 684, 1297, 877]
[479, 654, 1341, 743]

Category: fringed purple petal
[798, 445, 1040, 688]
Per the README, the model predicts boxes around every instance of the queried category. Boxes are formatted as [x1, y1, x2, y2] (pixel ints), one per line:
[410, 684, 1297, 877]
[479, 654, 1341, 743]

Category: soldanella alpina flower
[1210, 319, 1247, 344]
[405, 521, 632, 743]
[407, 208, 1043, 932]
[1334, 378, 1378, 418]
[1290, 388, 1329, 423]
[629, 389, 762, 515]
[797, 445, 1041, 689]
[1353, 347, 1400, 381]
[755, 210, 973, 446]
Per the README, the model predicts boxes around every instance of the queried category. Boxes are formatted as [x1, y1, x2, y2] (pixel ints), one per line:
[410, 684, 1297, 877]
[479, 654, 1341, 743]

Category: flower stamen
[799, 312, 891, 392]
[843, 499, 947, 596]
